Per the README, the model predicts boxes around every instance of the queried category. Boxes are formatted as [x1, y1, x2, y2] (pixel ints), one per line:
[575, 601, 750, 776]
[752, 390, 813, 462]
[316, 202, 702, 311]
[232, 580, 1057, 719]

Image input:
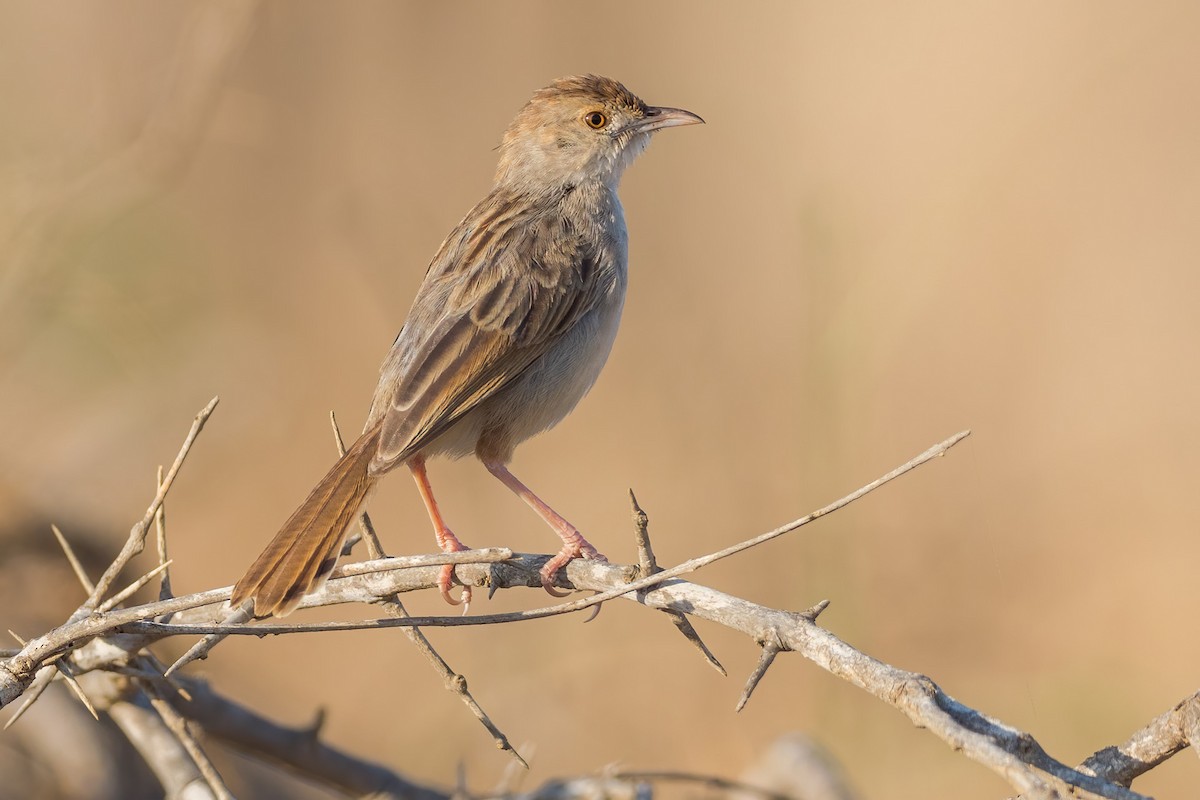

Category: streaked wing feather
[373, 189, 609, 468]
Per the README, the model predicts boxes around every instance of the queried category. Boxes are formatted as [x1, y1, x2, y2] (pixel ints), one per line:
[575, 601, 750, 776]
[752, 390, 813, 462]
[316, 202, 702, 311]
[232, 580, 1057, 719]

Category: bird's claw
[539, 543, 608, 597]
[541, 576, 572, 598]
[438, 563, 472, 608]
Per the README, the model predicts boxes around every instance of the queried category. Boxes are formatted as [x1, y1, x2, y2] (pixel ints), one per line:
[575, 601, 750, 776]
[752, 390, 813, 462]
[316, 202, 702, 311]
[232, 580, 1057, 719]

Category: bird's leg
[408, 455, 471, 606]
[483, 461, 607, 596]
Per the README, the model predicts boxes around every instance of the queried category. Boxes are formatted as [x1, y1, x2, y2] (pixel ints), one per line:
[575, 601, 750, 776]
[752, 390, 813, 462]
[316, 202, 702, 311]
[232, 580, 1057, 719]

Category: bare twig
[93, 676, 217, 800]
[379, 597, 529, 769]
[9, 425, 1174, 799]
[144, 680, 233, 800]
[53, 658, 99, 721]
[630, 490, 725, 675]
[1076, 689, 1200, 788]
[8, 631, 97, 721]
[165, 605, 252, 677]
[330, 410, 525, 765]
[98, 561, 173, 613]
[2, 431, 971, 682]
[131, 578, 1150, 793]
[127, 430, 974, 639]
[494, 743, 536, 797]
[169, 673, 446, 800]
[83, 396, 219, 612]
[50, 524, 96, 595]
[138, 653, 194, 703]
[629, 490, 657, 576]
[2, 664, 56, 729]
[1, 545, 515, 712]
[156, 465, 173, 601]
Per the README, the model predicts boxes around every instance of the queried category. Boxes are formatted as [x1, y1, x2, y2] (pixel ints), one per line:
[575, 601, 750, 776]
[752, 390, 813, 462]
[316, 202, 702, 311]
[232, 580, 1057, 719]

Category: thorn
[501, 741, 530, 771]
[165, 636, 215, 677]
[143, 678, 233, 799]
[51, 524, 96, 594]
[494, 741, 535, 792]
[305, 707, 326, 739]
[736, 638, 784, 712]
[98, 560, 173, 612]
[139, 653, 194, 701]
[155, 464, 173, 601]
[452, 761, 470, 800]
[801, 599, 830, 622]
[627, 494, 725, 671]
[166, 605, 251, 676]
[629, 489, 646, 524]
[341, 531, 363, 557]
[665, 611, 726, 676]
[55, 658, 99, 720]
[329, 410, 348, 456]
[3, 667, 55, 729]
[629, 489, 657, 577]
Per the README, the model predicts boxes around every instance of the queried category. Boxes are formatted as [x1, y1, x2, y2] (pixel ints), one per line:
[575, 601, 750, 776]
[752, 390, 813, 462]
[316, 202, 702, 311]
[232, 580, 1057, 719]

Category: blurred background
[2, 2, 1199, 798]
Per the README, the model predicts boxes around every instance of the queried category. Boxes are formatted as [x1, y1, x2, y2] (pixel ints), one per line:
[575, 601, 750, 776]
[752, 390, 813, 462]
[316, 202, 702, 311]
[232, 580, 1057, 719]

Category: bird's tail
[232, 430, 379, 617]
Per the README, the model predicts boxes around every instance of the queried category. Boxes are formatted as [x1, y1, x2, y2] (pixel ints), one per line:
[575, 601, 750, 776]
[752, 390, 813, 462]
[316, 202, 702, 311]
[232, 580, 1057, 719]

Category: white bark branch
[3, 422, 1194, 799]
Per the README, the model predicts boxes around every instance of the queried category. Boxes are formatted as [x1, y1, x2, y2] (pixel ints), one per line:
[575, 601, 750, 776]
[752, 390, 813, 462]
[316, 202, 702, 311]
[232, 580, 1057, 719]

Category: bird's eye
[584, 111, 608, 129]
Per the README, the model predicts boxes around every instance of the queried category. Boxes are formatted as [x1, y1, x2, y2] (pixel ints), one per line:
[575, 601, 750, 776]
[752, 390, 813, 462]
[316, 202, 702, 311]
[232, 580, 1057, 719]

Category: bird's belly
[425, 283, 625, 462]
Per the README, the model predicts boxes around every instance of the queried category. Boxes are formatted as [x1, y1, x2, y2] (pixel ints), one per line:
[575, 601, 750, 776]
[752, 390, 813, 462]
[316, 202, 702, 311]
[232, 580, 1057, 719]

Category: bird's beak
[631, 106, 705, 134]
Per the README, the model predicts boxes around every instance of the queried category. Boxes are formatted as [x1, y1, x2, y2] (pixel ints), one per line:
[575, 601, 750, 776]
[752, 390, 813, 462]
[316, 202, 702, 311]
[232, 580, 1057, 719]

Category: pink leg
[483, 461, 607, 596]
[409, 455, 471, 606]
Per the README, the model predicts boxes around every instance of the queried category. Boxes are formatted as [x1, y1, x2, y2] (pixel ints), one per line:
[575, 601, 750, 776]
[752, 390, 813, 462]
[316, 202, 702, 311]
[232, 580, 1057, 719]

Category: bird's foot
[539, 530, 607, 597]
[436, 529, 472, 608]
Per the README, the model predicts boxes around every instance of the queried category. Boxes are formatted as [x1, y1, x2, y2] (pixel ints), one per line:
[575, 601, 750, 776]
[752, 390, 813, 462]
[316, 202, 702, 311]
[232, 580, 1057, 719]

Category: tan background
[3, 2, 1199, 798]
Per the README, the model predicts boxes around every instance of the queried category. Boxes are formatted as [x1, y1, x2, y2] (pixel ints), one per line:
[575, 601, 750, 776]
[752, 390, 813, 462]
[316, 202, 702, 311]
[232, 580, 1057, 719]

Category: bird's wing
[370, 189, 615, 468]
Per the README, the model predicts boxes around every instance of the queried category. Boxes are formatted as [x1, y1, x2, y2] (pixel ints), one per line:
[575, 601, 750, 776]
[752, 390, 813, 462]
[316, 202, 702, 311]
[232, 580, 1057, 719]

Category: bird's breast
[426, 263, 627, 464]
[481, 263, 626, 452]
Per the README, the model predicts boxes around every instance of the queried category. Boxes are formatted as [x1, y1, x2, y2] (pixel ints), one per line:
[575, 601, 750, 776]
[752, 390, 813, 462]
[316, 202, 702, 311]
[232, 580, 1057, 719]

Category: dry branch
[1075, 690, 1200, 788]
[170, 674, 445, 800]
[95, 676, 218, 800]
[3, 418, 1195, 799]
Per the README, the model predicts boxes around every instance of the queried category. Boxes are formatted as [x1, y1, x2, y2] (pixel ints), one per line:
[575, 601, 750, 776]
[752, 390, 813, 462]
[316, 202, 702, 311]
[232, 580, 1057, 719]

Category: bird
[231, 75, 703, 617]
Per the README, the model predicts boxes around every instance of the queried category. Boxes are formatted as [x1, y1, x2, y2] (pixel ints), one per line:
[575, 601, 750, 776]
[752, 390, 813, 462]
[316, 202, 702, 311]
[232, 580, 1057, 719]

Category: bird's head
[495, 75, 703, 193]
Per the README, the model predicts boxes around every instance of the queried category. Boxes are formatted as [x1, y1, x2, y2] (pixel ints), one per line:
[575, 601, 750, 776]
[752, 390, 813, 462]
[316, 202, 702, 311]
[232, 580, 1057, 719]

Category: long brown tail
[232, 430, 379, 617]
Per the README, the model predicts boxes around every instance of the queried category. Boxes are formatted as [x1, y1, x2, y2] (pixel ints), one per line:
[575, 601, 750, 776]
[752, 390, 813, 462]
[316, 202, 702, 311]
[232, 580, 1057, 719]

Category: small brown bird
[232, 75, 702, 616]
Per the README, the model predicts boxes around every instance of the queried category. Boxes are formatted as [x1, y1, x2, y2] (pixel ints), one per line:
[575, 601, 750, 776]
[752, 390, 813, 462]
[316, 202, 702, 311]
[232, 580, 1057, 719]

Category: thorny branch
[328, 412, 529, 769]
[1, 404, 1196, 800]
